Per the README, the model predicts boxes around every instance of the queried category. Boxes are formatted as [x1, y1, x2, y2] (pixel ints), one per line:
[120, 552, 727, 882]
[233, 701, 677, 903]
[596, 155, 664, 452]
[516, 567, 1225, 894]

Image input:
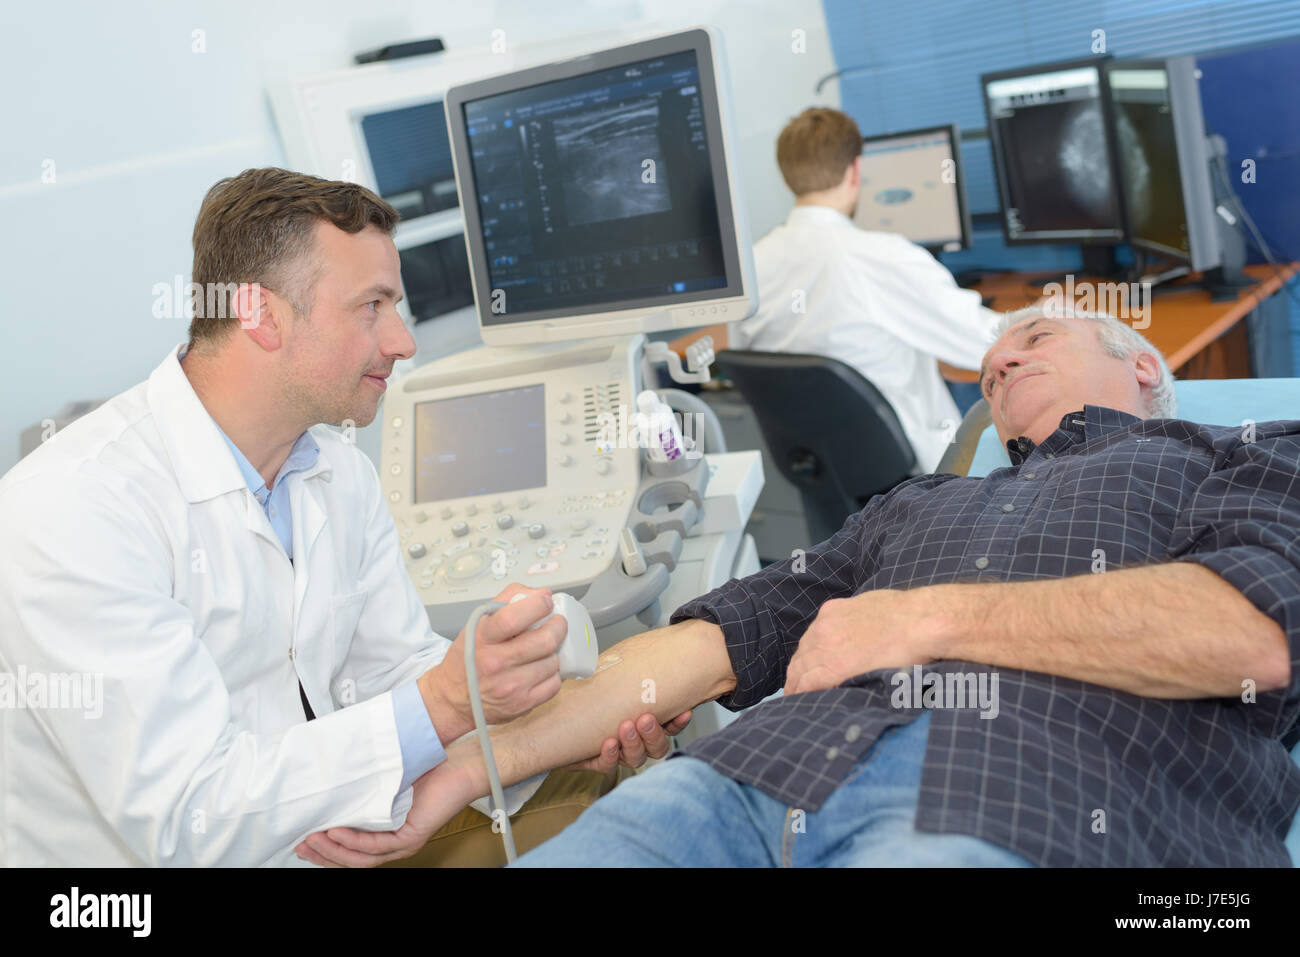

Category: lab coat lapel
[290, 474, 329, 633]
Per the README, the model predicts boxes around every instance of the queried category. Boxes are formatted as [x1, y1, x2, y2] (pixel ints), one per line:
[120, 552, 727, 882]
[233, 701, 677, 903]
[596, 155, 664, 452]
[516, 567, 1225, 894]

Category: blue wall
[821, 0, 1300, 371]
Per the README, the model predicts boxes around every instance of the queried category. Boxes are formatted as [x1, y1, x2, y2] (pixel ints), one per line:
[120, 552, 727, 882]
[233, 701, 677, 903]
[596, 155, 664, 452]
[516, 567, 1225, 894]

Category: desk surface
[942, 262, 1299, 381]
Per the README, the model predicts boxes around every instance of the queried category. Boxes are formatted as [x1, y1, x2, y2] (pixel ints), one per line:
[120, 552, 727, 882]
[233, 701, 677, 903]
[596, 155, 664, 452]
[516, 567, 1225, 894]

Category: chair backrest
[947, 377, 1300, 865]
[714, 349, 916, 543]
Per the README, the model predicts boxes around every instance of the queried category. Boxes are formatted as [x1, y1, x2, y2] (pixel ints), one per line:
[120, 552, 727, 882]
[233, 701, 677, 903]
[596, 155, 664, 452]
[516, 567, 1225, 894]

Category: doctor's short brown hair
[776, 108, 863, 196]
[187, 167, 399, 350]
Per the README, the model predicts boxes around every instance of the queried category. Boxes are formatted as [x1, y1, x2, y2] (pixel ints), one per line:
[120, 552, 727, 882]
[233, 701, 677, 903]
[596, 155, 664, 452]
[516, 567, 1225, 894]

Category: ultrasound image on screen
[461, 49, 728, 319]
[553, 100, 672, 226]
[413, 384, 546, 502]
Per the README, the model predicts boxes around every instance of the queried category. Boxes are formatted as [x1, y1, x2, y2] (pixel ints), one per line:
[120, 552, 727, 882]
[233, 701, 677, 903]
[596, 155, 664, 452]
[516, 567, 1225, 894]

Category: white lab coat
[0, 343, 451, 866]
[729, 205, 1000, 473]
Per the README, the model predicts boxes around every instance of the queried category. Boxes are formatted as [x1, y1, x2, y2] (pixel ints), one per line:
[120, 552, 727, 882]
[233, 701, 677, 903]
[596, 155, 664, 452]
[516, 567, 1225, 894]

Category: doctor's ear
[230, 281, 286, 351]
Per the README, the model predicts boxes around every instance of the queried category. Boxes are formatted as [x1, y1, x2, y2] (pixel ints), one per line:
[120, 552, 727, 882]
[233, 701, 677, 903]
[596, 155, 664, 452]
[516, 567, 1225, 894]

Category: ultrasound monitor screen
[854, 129, 965, 248]
[361, 101, 460, 220]
[413, 384, 546, 502]
[985, 66, 1124, 242]
[459, 49, 727, 322]
[1109, 68, 1190, 258]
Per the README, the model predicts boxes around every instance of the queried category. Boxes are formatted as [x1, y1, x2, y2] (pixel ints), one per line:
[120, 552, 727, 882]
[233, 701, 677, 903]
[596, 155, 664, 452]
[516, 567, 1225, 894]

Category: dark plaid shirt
[670, 405, 1300, 866]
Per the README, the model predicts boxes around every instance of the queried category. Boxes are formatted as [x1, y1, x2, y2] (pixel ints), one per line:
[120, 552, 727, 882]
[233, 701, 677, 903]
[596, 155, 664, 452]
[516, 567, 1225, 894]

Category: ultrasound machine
[373, 28, 763, 743]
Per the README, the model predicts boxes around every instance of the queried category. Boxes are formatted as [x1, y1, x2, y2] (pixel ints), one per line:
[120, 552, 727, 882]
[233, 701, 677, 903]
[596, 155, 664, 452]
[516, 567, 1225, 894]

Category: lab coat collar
[1006, 405, 1144, 465]
[785, 203, 854, 229]
[146, 342, 333, 504]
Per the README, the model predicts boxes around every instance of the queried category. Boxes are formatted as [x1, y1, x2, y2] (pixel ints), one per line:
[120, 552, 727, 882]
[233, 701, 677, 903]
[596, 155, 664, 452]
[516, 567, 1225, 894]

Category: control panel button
[445, 551, 490, 582]
[527, 560, 560, 576]
[440, 507, 453, 520]
[492, 501, 505, 512]
[414, 510, 428, 523]
[556, 455, 574, 467]
[451, 521, 469, 537]
[595, 459, 612, 475]
[407, 543, 427, 559]
[570, 518, 590, 531]
[559, 434, 573, 445]
[527, 523, 546, 539]
[465, 504, 478, 516]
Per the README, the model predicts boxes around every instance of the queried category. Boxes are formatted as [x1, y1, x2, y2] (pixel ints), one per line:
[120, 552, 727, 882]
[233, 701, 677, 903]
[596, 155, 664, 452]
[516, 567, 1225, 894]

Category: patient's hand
[561, 709, 693, 773]
[783, 589, 943, 696]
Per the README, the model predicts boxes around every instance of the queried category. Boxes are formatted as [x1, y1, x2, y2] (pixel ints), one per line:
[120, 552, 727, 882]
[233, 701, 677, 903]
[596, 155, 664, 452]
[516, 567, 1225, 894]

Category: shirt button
[269, 506, 277, 517]
[845, 724, 862, 742]
[1023, 472, 1036, 479]
[1001, 503, 1015, 513]
[825, 746, 840, 761]
[974, 556, 990, 570]
[1045, 452, 1055, 459]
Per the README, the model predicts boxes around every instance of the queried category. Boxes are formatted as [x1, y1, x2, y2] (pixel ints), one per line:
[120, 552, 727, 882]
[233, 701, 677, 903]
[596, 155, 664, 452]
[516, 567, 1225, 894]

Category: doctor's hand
[420, 584, 566, 741]
[296, 754, 477, 867]
[782, 588, 944, 696]
[294, 710, 694, 867]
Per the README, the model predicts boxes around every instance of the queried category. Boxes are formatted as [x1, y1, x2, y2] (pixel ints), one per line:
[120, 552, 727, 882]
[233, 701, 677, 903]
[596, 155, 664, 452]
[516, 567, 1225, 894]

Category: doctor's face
[980, 315, 1155, 447]
[280, 222, 415, 429]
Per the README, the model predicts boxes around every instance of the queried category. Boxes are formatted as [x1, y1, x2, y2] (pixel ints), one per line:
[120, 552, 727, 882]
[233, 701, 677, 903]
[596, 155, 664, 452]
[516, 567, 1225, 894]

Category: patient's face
[980, 316, 1154, 447]
[280, 222, 415, 429]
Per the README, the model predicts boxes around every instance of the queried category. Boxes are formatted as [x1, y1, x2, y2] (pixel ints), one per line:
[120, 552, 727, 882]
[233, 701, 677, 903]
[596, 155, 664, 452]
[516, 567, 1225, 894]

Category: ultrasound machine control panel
[382, 337, 641, 613]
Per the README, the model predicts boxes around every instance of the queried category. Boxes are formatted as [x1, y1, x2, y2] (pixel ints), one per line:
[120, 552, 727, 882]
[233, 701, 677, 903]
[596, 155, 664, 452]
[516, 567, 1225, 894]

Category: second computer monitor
[852, 125, 972, 252]
[982, 57, 1126, 247]
[1108, 56, 1221, 272]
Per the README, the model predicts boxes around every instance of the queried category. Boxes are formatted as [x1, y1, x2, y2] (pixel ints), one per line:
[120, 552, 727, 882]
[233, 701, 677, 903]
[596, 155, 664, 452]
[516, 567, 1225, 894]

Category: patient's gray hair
[993, 305, 1178, 418]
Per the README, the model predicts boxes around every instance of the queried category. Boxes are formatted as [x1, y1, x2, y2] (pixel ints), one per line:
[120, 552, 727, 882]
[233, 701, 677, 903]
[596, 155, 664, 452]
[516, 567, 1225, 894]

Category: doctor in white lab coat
[0, 168, 678, 867]
[678, 108, 999, 473]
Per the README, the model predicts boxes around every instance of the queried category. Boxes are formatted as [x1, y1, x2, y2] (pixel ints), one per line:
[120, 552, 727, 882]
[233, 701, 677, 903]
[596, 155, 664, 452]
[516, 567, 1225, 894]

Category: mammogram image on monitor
[1056, 103, 1114, 216]
[553, 99, 673, 226]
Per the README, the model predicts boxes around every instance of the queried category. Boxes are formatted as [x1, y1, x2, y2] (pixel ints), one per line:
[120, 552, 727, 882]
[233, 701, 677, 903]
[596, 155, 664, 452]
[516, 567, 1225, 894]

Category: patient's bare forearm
[448, 618, 735, 797]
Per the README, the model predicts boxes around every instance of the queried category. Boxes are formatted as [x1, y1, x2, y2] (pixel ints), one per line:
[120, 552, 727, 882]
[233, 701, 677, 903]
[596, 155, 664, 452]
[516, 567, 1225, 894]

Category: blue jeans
[514, 711, 1032, 867]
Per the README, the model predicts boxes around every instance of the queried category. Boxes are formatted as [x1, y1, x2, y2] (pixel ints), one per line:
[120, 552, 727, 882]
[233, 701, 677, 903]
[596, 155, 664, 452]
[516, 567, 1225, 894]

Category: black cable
[1208, 150, 1300, 312]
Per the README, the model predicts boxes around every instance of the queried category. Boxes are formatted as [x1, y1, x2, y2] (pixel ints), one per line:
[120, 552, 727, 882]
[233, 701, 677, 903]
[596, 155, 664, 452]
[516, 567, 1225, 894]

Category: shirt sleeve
[390, 679, 448, 791]
[852, 239, 999, 370]
[669, 489, 896, 708]
[1166, 420, 1300, 726]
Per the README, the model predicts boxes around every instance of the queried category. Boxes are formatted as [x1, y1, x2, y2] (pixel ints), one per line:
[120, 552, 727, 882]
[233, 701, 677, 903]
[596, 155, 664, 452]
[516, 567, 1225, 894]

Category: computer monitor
[1107, 57, 1223, 273]
[853, 125, 972, 252]
[982, 57, 1127, 270]
[443, 27, 757, 346]
[360, 100, 461, 221]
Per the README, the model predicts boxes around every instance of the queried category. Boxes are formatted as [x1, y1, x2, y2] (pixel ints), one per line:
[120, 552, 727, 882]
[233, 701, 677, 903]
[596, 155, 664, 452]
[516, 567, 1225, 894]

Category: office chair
[713, 350, 916, 544]
[942, 377, 1300, 865]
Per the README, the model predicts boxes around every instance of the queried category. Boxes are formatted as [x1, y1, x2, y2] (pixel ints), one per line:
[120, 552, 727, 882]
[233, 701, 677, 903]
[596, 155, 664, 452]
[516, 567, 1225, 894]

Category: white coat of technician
[696, 108, 1000, 473]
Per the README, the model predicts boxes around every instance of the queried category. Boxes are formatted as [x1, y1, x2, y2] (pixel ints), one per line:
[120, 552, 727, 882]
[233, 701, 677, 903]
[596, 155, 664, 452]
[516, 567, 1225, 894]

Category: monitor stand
[1030, 244, 1125, 289]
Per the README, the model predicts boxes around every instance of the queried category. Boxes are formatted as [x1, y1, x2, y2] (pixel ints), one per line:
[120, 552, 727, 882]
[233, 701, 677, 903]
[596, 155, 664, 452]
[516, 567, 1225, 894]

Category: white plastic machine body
[381, 334, 763, 742]
[381, 26, 764, 745]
